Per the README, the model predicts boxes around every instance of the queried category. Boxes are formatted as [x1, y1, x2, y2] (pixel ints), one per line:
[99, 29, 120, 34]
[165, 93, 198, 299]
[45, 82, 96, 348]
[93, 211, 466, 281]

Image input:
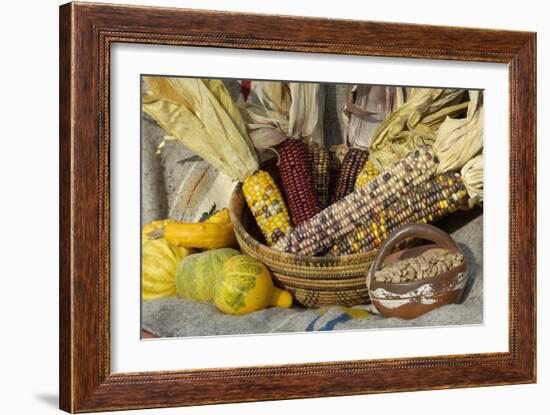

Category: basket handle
[369, 223, 461, 277]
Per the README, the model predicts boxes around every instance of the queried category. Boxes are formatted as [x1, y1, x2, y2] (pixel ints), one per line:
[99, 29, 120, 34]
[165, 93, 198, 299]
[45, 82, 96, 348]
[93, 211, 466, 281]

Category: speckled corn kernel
[243, 170, 292, 246]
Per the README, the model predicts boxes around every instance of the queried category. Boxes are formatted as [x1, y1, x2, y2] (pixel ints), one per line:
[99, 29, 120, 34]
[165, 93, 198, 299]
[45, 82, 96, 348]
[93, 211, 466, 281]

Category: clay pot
[367, 223, 468, 319]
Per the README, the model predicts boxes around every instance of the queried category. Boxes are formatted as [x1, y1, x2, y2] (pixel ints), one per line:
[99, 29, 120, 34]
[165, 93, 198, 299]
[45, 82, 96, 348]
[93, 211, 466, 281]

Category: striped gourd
[331, 171, 469, 255]
[278, 139, 321, 226]
[175, 248, 240, 302]
[273, 145, 439, 256]
[331, 148, 369, 202]
[354, 160, 380, 189]
[308, 143, 330, 209]
[242, 170, 292, 246]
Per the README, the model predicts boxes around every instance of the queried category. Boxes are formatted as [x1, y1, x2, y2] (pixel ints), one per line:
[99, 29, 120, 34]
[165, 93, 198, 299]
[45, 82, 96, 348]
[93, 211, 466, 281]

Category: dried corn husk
[240, 81, 325, 149]
[343, 85, 400, 150]
[240, 81, 292, 150]
[395, 87, 406, 107]
[252, 81, 291, 115]
[288, 82, 325, 144]
[239, 103, 289, 150]
[368, 88, 468, 169]
[142, 77, 258, 182]
[433, 90, 483, 174]
[461, 153, 483, 207]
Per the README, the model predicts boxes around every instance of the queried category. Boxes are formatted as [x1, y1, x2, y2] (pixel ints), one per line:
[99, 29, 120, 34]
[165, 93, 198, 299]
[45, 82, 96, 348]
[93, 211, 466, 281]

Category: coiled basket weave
[229, 183, 377, 308]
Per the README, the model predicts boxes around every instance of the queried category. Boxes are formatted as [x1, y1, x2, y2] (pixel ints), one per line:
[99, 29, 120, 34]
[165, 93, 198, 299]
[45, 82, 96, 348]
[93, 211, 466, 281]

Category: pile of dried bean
[374, 250, 464, 283]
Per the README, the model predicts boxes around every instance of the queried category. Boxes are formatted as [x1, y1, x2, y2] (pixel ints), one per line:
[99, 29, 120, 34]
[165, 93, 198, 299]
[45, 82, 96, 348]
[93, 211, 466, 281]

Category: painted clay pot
[367, 223, 468, 319]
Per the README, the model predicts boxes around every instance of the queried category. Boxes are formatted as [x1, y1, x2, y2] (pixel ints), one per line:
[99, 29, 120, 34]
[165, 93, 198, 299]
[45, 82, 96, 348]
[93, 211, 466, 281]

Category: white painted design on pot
[370, 272, 467, 310]
[371, 283, 436, 309]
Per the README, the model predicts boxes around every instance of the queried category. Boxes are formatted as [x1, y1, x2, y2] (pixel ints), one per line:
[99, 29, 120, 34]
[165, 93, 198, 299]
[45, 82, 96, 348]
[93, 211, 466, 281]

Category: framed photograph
[59, 2, 536, 412]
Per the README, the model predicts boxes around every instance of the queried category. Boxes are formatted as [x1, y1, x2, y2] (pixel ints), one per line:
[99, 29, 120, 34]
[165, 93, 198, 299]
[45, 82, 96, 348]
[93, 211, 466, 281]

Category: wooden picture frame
[59, 2, 536, 412]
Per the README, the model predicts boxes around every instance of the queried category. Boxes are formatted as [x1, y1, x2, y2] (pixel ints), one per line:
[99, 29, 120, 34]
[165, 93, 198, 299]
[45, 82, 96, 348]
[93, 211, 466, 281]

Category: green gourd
[214, 255, 293, 315]
[175, 248, 239, 302]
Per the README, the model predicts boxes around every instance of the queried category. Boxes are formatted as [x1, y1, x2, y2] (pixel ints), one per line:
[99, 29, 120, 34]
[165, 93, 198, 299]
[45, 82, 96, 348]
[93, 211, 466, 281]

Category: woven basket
[229, 183, 377, 308]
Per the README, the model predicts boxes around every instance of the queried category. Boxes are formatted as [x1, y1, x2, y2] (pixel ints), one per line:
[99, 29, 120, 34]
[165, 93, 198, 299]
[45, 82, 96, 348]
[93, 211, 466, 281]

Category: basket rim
[229, 183, 378, 266]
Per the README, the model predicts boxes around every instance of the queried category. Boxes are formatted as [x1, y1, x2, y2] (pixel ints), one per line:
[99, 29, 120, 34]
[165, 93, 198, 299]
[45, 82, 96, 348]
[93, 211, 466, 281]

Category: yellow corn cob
[242, 170, 292, 246]
[354, 160, 380, 189]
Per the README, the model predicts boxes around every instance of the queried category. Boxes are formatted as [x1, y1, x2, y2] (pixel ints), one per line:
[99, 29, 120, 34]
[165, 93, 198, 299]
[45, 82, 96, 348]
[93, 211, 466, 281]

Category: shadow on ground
[35, 393, 58, 408]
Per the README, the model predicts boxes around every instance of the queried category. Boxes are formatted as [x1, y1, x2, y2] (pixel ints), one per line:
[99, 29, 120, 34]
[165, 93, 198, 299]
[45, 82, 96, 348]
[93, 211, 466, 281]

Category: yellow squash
[164, 222, 236, 250]
[202, 208, 232, 224]
[142, 238, 191, 301]
[144, 209, 237, 250]
[142, 219, 170, 243]
[214, 255, 292, 315]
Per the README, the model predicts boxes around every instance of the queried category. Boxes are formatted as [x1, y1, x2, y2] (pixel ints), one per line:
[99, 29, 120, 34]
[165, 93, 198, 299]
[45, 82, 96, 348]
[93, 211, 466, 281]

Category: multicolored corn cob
[328, 147, 343, 206]
[242, 170, 292, 246]
[331, 148, 369, 202]
[331, 171, 469, 255]
[307, 143, 331, 209]
[278, 139, 321, 226]
[354, 160, 380, 189]
[273, 145, 438, 256]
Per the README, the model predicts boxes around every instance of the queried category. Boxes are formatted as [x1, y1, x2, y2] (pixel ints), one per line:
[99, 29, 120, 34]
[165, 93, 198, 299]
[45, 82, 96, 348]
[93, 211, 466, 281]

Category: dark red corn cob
[331, 148, 369, 203]
[278, 139, 321, 226]
[307, 143, 330, 209]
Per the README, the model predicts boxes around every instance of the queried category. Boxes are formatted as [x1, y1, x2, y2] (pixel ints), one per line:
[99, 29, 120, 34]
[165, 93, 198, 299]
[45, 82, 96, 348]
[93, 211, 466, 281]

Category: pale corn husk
[252, 81, 291, 116]
[433, 90, 483, 173]
[240, 81, 325, 148]
[421, 101, 470, 128]
[343, 85, 399, 150]
[461, 153, 483, 207]
[239, 103, 289, 150]
[239, 81, 292, 149]
[287, 82, 325, 144]
[142, 77, 258, 182]
[395, 87, 406, 107]
[368, 88, 468, 169]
